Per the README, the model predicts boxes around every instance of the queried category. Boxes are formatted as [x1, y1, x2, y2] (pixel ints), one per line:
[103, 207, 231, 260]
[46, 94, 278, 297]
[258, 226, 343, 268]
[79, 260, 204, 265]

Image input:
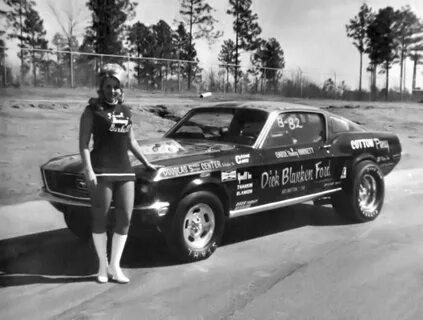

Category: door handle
[321, 144, 331, 151]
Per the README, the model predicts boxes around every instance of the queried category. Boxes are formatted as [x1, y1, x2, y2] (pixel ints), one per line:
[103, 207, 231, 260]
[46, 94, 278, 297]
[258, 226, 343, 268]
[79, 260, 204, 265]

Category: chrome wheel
[183, 203, 215, 249]
[358, 173, 378, 215]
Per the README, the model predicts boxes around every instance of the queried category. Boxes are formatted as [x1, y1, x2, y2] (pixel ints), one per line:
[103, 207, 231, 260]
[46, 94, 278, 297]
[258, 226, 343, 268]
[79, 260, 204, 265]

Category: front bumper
[39, 189, 170, 225]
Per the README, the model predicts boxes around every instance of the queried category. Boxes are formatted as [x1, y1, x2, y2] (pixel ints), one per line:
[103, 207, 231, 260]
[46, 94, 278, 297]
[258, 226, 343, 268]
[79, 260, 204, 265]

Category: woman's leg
[109, 180, 134, 283]
[90, 180, 113, 283]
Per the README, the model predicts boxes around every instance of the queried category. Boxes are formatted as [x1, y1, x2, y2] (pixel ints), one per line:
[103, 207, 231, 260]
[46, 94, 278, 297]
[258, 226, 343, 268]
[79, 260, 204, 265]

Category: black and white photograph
[1, 0, 423, 319]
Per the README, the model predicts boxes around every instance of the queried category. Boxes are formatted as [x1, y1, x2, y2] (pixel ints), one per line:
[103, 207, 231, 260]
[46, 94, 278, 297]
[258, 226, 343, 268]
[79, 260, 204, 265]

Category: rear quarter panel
[330, 131, 401, 176]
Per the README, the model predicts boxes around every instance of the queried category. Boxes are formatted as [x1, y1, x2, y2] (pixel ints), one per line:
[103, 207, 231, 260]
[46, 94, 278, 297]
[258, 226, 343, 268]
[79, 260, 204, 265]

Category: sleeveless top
[87, 102, 136, 181]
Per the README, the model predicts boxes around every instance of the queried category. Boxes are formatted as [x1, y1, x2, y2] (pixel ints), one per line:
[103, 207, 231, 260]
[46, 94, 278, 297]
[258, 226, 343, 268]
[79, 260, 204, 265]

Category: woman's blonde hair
[98, 63, 125, 89]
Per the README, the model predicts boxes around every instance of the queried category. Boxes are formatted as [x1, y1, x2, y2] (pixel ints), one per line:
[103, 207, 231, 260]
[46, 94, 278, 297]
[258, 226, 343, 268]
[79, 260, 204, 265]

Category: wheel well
[182, 184, 230, 217]
[351, 154, 377, 169]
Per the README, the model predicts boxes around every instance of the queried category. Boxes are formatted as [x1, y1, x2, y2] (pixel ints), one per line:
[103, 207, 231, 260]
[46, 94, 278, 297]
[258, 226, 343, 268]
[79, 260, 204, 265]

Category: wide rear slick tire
[164, 191, 225, 262]
[332, 160, 385, 222]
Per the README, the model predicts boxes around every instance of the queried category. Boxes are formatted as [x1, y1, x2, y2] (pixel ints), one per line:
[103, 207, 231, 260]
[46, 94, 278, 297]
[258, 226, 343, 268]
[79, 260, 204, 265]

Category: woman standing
[79, 64, 158, 283]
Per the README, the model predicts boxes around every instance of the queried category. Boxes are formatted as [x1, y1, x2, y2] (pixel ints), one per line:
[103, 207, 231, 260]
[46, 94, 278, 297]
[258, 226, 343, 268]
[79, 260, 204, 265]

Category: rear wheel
[332, 160, 384, 222]
[163, 191, 225, 262]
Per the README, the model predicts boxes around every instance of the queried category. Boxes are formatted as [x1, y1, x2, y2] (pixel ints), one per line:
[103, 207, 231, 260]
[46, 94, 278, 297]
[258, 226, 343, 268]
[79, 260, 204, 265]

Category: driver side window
[263, 112, 325, 148]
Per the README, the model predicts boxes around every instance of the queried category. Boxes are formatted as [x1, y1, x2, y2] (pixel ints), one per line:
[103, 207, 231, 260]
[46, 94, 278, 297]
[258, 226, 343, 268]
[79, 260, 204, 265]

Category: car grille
[42, 169, 90, 199]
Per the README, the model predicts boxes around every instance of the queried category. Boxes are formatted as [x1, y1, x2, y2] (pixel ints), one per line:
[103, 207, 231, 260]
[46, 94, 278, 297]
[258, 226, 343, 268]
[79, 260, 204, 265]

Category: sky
[2, 0, 423, 90]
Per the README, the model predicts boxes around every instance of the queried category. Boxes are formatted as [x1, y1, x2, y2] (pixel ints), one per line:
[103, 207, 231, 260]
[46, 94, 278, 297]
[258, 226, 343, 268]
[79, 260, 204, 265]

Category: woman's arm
[128, 127, 159, 170]
[79, 108, 97, 188]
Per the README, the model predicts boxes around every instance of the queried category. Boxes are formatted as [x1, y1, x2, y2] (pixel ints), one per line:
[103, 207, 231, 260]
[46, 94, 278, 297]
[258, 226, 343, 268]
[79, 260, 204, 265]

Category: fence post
[178, 60, 181, 92]
[70, 51, 74, 88]
[2, 50, 6, 87]
[224, 67, 227, 95]
[127, 55, 130, 89]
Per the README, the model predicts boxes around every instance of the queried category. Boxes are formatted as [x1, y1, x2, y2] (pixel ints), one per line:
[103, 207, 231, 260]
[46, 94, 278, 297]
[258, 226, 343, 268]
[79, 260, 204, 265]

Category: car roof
[194, 100, 322, 114]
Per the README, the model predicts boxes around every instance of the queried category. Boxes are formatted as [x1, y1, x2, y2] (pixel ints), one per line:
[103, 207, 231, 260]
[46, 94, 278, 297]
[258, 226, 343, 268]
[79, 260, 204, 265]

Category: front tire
[62, 206, 92, 240]
[164, 191, 225, 262]
[332, 160, 385, 222]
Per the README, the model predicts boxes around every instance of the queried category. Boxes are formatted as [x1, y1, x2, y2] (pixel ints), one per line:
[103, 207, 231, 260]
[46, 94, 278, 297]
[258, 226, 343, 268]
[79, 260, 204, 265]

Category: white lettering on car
[235, 154, 250, 164]
[261, 161, 332, 189]
[237, 171, 252, 184]
[221, 170, 236, 182]
[351, 138, 375, 150]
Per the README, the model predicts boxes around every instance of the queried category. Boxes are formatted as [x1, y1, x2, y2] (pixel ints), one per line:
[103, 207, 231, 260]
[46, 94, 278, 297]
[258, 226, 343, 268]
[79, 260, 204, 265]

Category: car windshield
[167, 108, 268, 146]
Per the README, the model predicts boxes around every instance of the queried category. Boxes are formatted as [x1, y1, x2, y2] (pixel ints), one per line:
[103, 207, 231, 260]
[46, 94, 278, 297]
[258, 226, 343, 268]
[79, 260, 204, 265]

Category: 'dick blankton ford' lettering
[261, 161, 331, 188]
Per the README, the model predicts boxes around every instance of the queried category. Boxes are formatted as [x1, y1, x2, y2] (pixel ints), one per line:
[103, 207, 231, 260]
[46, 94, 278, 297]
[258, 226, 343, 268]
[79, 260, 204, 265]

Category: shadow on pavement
[0, 203, 351, 287]
[222, 203, 351, 245]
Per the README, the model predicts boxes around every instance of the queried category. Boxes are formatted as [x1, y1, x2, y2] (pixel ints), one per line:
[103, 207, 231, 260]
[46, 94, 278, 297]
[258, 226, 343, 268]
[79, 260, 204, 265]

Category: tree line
[346, 3, 423, 100]
[2, 1, 422, 99]
[2, 0, 285, 93]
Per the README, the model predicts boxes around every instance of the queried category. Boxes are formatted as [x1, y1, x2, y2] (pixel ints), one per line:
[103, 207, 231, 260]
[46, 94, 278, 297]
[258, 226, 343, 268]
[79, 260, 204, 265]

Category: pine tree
[227, 0, 262, 92]
[5, 0, 35, 81]
[218, 39, 238, 92]
[395, 6, 422, 97]
[6, 1, 48, 85]
[173, 22, 199, 89]
[84, 0, 137, 60]
[152, 20, 174, 89]
[346, 3, 374, 96]
[366, 7, 400, 100]
[127, 22, 155, 85]
[253, 38, 285, 93]
[179, 0, 222, 89]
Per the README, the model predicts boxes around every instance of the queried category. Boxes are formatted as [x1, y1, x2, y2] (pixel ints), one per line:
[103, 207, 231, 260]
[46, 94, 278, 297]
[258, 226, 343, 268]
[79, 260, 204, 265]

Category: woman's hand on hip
[84, 169, 97, 189]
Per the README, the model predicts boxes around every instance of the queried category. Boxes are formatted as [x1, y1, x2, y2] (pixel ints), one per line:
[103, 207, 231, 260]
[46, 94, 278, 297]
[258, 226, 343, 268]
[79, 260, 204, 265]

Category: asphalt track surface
[1, 168, 423, 320]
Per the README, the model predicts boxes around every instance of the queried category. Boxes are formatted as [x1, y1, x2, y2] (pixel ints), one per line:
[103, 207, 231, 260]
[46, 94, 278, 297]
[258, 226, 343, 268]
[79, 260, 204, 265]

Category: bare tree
[47, 1, 88, 87]
[47, 0, 87, 50]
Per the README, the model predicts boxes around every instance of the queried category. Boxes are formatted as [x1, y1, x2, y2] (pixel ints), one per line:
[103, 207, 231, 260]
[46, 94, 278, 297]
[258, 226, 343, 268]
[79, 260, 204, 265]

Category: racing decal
[237, 171, 252, 183]
[277, 114, 303, 130]
[160, 162, 202, 178]
[161, 165, 190, 178]
[281, 186, 303, 195]
[221, 170, 236, 182]
[235, 199, 258, 210]
[160, 160, 230, 178]
[235, 154, 250, 164]
[374, 138, 390, 151]
[220, 160, 236, 168]
[351, 138, 390, 151]
[141, 140, 184, 155]
[261, 161, 331, 189]
[187, 162, 201, 172]
[350, 138, 375, 150]
[200, 160, 223, 171]
[236, 171, 253, 196]
[275, 147, 314, 159]
[340, 166, 347, 179]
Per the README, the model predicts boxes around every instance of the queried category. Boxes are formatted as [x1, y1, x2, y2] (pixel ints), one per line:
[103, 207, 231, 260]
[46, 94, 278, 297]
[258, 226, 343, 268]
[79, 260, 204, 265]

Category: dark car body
[40, 101, 401, 261]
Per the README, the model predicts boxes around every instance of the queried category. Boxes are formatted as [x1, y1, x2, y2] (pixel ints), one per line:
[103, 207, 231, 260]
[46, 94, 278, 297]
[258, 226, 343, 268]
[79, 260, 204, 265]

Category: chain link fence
[1, 46, 421, 100]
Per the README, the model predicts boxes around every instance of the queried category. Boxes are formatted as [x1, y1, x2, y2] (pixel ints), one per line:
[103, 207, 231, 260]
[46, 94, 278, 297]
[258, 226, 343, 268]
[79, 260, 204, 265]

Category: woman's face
[101, 77, 120, 102]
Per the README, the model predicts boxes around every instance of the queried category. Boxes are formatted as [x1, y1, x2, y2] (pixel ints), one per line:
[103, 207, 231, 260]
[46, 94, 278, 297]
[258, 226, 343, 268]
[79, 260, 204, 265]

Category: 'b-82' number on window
[277, 116, 303, 130]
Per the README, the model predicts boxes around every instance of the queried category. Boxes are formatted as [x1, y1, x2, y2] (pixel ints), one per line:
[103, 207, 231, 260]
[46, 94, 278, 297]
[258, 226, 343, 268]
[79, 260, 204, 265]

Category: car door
[257, 111, 339, 204]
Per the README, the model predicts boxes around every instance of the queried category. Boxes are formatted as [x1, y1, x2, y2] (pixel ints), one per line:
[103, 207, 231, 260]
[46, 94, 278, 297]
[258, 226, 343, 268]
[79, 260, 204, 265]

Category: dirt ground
[0, 87, 422, 205]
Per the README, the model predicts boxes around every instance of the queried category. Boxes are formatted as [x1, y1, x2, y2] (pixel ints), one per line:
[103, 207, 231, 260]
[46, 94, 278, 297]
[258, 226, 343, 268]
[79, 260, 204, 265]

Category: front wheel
[163, 191, 225, 262]
[62, 206, 92, 240]
[332, 160, 385, 222]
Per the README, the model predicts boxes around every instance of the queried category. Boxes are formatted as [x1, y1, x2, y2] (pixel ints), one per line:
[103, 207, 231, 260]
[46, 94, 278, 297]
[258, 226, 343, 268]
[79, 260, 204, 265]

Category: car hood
[42, 138, 240, 173]
[133, 138, 236, 163]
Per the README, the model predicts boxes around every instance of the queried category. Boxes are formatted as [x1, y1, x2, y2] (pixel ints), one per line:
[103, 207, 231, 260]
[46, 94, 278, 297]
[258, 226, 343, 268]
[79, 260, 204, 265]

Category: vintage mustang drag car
[40, 101, 401, 261]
